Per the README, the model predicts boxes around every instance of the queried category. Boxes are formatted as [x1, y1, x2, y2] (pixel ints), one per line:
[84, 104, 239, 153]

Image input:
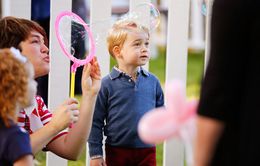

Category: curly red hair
[0, 49, 29, 127]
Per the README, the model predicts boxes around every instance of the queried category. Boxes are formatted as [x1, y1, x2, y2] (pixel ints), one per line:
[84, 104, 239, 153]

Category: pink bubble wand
[55, 11, 96, 98]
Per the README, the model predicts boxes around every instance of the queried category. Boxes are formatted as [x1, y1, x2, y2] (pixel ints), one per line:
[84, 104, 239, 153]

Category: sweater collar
[109, 66, 149, 80]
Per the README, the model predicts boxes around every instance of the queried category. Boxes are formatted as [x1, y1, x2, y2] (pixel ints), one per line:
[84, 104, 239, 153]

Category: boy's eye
[134, 42, 141, 46]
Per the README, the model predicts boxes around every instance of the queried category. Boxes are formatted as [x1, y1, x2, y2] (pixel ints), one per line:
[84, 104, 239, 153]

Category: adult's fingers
[82, 63, 92, 79]
[66, 103, 79, 111]
[70, 109, 79, 123]
[62, 98, 78, 105]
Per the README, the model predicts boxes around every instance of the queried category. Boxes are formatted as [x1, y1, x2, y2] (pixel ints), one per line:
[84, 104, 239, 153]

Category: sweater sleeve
[88, 82, 108, 157]
[156, 79, 164, 108]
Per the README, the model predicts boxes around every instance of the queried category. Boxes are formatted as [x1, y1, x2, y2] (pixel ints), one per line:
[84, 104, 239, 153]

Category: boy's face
[19, 31, 49, 78]
[118, 31, 150, 67]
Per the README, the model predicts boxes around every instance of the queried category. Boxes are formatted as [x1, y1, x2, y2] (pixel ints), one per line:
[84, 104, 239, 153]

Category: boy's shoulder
[102, 74, 112, 82]
[101, 67, 120, 83]
[100, 67, 160, 82]
[100, 74, 114, 88]
[140, 69, 159, 81]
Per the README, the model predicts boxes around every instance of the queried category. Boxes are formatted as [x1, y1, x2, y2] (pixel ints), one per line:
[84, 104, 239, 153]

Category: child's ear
[112, 46, 121, 58]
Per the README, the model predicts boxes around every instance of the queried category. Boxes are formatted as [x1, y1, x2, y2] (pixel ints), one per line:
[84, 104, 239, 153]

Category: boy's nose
[141, 47, 148, 52]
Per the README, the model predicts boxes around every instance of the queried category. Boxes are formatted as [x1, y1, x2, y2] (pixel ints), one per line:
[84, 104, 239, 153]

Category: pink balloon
[138, 108, 179, 144]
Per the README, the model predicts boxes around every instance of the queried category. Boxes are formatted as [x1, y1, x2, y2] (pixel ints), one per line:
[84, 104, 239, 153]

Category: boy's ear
[112, 46, 121, 58]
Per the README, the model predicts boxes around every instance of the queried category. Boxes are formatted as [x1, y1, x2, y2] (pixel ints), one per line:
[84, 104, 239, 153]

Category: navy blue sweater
[88, 67, 164, 157]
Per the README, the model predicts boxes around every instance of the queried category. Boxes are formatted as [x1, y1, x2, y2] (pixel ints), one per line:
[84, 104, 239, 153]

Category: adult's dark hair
[0, 16, 48, 50]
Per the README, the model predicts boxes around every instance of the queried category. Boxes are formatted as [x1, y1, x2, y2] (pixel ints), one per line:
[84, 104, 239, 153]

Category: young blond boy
[88, 20, 164, 166]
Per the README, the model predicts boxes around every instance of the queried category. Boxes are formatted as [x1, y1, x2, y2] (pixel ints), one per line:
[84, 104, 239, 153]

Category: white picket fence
[1, 0, 213, 165]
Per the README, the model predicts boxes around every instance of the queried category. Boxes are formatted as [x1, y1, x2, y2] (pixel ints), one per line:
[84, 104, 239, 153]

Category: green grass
[68, 146, 86, 166]
[35, 49, 204, 166]
[156, 143, 164, 165]
[34, 151, 46, 165]
[187, 51, 205, 98]
[149, 47, 167, 84]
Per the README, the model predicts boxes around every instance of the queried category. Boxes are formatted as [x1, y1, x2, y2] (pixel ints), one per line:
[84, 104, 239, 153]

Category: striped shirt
[17, 96, 67, 144]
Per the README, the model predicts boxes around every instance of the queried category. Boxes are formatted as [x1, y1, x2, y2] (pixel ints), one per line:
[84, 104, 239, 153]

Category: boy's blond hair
[107, 20, 149, 58]
[0, 49, 29, 127]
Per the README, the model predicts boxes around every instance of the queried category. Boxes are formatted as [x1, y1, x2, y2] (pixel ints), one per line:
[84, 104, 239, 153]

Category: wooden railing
[1, 0, 213, 165]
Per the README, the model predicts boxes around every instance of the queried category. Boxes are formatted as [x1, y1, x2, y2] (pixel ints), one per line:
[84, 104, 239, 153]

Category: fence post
[1, 0, 31, 18]
[189, 0, 205, 50]
[204, 0, 214, 71]
[89, 0, 112, 77]
[164, 0, 190, 165]
[48, 0, 72, 165]
[86, 0, 112, 165]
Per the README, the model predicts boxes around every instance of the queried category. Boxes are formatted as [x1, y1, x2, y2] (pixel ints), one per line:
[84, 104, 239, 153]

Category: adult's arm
[29, 98, 79, 155]
[46, 58, 101, 160]
[194, 116, 224, 166]
[13, 155, 34, 166]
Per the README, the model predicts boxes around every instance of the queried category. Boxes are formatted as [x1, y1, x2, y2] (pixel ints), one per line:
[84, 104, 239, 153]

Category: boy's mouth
[140, 55, 149, 59]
